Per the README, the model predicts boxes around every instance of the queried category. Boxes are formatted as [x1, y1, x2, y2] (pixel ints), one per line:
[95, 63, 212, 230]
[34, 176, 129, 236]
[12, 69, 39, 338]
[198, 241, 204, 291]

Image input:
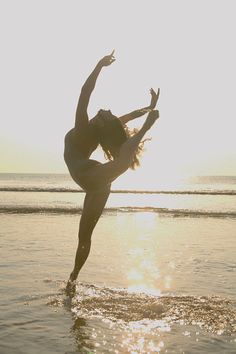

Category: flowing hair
[95, 116, 145, 169]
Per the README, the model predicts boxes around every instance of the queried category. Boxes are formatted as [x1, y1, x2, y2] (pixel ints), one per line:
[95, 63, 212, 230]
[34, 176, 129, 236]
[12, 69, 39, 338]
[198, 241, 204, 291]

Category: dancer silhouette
[64, 51, 160, 292]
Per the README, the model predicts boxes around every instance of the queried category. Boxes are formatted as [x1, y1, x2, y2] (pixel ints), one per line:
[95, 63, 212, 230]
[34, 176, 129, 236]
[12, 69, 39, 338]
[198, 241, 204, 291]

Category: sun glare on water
[118, 211, 174, 297]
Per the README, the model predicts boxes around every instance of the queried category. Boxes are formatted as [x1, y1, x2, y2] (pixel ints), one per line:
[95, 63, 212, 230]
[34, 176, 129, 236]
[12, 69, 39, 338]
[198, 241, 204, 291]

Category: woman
[64, 51, 160, 292]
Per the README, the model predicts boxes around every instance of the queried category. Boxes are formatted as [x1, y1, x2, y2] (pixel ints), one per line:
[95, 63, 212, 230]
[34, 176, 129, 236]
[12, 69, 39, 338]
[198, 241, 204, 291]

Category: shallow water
[1, 212, 236, 353]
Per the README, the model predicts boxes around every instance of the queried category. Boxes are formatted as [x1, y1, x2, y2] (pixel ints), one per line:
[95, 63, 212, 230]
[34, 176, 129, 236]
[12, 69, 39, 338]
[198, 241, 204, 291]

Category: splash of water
[48, 282, 236, 336]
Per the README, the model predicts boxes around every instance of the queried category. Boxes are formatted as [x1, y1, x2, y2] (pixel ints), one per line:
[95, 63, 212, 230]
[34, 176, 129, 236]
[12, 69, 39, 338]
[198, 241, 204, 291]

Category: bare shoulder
[64, 128, 74, 141]
[64, 126, 91, 147]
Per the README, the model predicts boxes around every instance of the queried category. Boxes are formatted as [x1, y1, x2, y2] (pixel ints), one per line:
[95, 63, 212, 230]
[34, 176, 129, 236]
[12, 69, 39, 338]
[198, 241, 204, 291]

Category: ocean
[0, 173, 236, 353]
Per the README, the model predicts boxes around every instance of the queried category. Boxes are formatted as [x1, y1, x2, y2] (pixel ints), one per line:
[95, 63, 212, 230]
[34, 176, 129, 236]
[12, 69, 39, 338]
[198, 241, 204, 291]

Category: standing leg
[68, 190, 110, 283]
[66, 111, 159, 294]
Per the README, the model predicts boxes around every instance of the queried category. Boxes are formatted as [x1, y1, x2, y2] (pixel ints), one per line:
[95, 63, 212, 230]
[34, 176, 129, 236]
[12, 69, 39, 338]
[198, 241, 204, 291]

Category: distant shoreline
[0, 187, 236, 195]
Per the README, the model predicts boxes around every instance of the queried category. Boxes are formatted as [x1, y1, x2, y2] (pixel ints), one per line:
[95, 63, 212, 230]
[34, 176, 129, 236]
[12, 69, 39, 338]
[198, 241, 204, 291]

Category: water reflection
[126, 244, 162, 296]
[120, 319, 169, 353]
[122, 212, 174, 295]
[71, 317, 96, 353]
[70, 315, 168, 353]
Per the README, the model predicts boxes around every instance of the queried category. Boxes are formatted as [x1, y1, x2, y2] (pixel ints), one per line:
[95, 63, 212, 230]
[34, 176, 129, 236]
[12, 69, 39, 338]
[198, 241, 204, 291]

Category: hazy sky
[1, 1, 235, 186]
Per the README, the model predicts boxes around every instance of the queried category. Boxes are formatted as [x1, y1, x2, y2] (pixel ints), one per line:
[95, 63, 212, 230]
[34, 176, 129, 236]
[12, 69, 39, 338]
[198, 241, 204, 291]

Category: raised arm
[119, 88, 160, 125]
[74, 51, 116, 131]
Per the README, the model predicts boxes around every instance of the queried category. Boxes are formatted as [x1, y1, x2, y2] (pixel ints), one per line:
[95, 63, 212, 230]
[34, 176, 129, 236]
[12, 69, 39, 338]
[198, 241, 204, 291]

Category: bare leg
[67, 191, 110, 285]
[82, 111, 159, 188]
[65, 111, 158, 294]
[65, 125, 140, 293]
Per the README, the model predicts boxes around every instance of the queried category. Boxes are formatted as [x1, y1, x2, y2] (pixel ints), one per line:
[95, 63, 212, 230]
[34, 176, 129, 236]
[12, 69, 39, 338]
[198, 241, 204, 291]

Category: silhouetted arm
[119, 88, 160, 125]
[118, 107, 151, 125]
[75, 51, 116, 131]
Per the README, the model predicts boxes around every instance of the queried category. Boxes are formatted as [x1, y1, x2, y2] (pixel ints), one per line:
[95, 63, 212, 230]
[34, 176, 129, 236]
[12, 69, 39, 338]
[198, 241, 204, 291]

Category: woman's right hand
[149, 88, 160, 109]
[99, 50, 116, 67]
[143, 110, 159, 131]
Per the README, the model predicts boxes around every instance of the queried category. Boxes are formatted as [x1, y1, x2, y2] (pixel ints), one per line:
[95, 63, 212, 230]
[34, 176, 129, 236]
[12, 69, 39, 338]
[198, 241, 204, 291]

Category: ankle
[140, 125, 148, 135]
[70, 270, 78, 282]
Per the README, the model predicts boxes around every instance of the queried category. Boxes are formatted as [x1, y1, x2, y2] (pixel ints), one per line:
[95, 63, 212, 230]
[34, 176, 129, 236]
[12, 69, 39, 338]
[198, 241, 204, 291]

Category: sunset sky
[1, 0, 235, 188]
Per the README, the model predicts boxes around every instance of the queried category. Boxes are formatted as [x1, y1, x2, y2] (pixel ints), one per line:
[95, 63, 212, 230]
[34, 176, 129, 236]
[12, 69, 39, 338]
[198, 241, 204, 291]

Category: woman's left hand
[149, 88, 160, 109]
[99, 50, 116, 67]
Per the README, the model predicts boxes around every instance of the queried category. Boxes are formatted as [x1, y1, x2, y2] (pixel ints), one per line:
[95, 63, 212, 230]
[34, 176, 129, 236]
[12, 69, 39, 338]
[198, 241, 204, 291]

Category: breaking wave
[1, 186, 236, 195]
[0, 205, 236, 218]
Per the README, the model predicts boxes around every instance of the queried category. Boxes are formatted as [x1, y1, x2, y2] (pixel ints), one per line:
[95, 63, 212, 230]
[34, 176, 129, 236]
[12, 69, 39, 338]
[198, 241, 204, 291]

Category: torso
[64, 126, 96, 158]
[64, 125, 99, 186]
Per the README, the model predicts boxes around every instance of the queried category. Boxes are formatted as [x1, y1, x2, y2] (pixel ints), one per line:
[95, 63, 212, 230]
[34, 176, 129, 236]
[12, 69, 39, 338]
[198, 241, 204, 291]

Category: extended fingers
[109, 49, 115, 61]
[150, 88, 160, 101]
[108, 50, 116, 64]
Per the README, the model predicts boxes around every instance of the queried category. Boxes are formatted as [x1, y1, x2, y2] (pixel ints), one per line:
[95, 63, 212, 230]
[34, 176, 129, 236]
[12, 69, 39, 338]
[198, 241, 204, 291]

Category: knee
[80, 211, 103, 232]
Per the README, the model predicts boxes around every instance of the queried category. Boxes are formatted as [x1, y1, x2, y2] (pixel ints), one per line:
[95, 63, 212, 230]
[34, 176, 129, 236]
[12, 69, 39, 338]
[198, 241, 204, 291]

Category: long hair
[92, 112, 144, 169]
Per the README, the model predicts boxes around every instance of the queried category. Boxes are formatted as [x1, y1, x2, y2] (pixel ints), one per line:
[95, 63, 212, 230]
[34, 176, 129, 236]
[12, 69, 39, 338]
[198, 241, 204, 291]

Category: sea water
[0, 174, 236, 353]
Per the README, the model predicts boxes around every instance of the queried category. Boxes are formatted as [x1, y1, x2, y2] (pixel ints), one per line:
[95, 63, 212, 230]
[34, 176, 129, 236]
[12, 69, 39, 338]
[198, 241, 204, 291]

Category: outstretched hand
[149, 88, 160, 110]
[134, 88, 160, 116]
[99, 50, 116, 67]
